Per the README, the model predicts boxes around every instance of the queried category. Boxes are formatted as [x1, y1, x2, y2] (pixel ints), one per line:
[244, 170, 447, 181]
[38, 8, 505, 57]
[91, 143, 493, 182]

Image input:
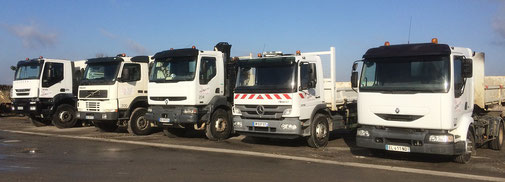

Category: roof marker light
[431, 38, 438, 44]
[26, 58, 29, 61]
[170, 48, 174, 50]
[39, 56, 43, 59]
[192, 46, 196, 49]
[384, 41, 390, 46]
[296, 50, 301, 55]
[257, 53, 262, 58]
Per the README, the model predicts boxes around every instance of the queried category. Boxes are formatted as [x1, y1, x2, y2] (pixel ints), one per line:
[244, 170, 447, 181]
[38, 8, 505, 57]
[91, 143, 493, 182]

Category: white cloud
[2, 23, 58, 49]
[492, 3, 505, 45]
[99, 28, 148, 55]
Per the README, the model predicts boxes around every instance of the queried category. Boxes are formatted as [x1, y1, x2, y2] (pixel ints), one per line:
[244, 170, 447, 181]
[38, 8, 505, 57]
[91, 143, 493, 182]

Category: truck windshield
[81, 62, 120, 85]
[360, 56, 450, 93]
[150, 57, 197, 82]
[235, 57, 296, 93]
[15, 62, 41, 80]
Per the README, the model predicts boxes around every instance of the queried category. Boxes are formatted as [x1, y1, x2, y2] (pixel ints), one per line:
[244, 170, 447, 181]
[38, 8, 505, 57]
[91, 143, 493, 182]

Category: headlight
[282, 109, 292, 116]
[102, 113, 108, 119]
[357, 129, 370, 137]
[30, 106, 36, 111]
[147, 107, 152, 113]
[428, 135, 454, 143]
[233, 121, 243, 128]
[76, 113, 81, 118]
[280, 124, 297, 130]
[183, 108, 197, 114]
[232, 106, 241, 115]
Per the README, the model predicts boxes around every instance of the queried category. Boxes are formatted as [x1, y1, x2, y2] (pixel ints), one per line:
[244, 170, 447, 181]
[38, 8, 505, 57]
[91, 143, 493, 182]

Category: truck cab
[232, 48, 357, 148]
[353, 39, 504, 163]
[11, 57, 85, 128]
[145, 42, 236, 140]
[77, 54, 153, 135]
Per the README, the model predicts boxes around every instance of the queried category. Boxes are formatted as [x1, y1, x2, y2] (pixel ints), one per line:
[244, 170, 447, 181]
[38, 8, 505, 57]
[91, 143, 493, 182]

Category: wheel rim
[315, 122, 327, 140]
[136, 116, 149, 130]
[214, 118, 226, 132]
[59, 111, 72, 123]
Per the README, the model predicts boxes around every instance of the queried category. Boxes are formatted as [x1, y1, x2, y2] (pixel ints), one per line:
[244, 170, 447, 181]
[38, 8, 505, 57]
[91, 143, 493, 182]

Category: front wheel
[490, 121, 504, 150]
[52, 104, 78, 129]
[454, 128, 476, 164]
[205, 109, 232, 141]
[93, 121, 118, 132]
[127, 108, 152, 135]
[307, 113, 330, 148]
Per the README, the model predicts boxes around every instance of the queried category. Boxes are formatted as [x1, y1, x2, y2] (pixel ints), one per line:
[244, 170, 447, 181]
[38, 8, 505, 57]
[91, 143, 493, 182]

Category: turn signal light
[384, 41, 390, 46]
[431, 38, 438, 44]
[296, 50, 301, 55]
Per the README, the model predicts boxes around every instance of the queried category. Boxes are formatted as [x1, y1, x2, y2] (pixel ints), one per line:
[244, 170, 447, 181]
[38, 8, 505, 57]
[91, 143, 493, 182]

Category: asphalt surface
[0, 116, 504, 182]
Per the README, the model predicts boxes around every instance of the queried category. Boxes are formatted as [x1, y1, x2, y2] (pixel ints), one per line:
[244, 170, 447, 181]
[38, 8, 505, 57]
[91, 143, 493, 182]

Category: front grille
[386, 138, 413, 146]
[150, 97, 187, 101]
[375, 113, 423, 122]
[237, 105, 291, 120]
[80, 90, 107, 98]
[86, 102, 100, 111]
[16, 93, 29, 96]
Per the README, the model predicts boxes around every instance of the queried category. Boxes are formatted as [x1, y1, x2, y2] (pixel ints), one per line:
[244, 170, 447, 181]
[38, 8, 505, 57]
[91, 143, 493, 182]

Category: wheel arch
[125, 96, 149, 118]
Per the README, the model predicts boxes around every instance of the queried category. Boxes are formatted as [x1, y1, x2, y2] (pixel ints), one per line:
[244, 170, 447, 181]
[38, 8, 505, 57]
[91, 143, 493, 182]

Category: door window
[199, 57, 217, 84]
[42, 62, 64, 87]
[121, 63, 141, 82]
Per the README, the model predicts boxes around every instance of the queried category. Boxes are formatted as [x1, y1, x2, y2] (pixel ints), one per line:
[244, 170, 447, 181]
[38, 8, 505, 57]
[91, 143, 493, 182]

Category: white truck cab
[11, 57, 85, 128]
[77, 54, 153, 135]
[352, 39, 504, 163]
[145, 42, 236, 140]
[232, 48, 357, 148]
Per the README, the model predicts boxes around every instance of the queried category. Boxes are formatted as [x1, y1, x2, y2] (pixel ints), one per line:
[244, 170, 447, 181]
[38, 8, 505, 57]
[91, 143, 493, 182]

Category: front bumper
[76, 111, 118, 121]
[233, 116, 305, 139]
[145, 105, 200, 127]
[11, 98, 52, 116]
[356, 125, 466, 155]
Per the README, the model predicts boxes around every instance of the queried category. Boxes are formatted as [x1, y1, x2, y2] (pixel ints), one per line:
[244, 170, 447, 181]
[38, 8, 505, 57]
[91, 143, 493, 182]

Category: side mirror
[462, 58, 472, 78]
[309, 63, 317, 88]
[351, 71, 359, 88]
[352, 62, 359, 71]
[10, 66, 16, 71]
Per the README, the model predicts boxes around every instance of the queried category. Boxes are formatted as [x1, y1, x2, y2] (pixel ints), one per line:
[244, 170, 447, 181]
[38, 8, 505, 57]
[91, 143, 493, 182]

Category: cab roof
[363, 43, 451, 59]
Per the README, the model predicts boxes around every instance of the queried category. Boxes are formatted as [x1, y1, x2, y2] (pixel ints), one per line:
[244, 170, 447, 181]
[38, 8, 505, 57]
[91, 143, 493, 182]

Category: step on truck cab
[232, 48, 358, 148]
[11, 57, 86, 128]
[77, 54, 154, 135]
[352, 39, 505, 163]
[145, 42, 236, 140]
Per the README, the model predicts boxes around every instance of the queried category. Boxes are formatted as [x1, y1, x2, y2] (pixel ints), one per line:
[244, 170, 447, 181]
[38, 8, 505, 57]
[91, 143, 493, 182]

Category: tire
[307, 113, 330, 148]
[163, 128, 186, 138]
[205, 109, 232, 141]
[490, 121, 504, 150]
[52, 104, 78, 129]
[454, 128, 475, 164]
[127, 108, 152, 136]
[29, 116, 51, 127]
[93, 121, 118, 132]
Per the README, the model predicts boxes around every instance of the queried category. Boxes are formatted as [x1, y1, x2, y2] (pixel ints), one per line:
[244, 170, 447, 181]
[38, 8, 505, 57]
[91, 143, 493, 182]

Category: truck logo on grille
[395, 108, 400, 114]
[164, 99, 169, 105]
[256, 105, 265, 115]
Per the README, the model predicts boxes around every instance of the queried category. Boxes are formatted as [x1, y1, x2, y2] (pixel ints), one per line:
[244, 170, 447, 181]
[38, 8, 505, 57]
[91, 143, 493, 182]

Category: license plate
[85, 115, 94, 120]
[253, 122, 268, 127]
[17, 106, 23, 110]
[159, 118, 170, 123]
[385, 144, 411, 152]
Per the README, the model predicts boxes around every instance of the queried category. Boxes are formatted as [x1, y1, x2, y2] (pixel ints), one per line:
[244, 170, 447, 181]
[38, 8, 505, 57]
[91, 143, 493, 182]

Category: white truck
[76, 54, 154, 135]
[145, 42, 236, 140]
[11, 57, 86, 128]
[352, 39, 504, 163]
[232, 48, 358, 148]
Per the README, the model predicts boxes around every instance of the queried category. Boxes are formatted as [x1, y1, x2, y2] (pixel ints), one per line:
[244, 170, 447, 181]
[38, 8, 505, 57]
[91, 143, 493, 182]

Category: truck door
[198, 56, 223, 104]
[453, 56, 472, 126]
[117, 63, 142, 110]
[299, 62, 320, 120]
[40, 62, 66, 98]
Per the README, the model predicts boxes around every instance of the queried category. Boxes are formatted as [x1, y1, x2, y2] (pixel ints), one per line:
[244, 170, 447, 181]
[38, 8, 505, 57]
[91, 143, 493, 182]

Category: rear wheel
[127, 108, 152, 135]
[29, 115, 51, 127]
[307, 113, 330, 148]
[93, 121, 118, 132]
[454, 128, 475, 164]
[490, 121, 504, 150]
[205, 109, 232, 141]
[52, 104, 78, 129]
[163, 128, 186, 138]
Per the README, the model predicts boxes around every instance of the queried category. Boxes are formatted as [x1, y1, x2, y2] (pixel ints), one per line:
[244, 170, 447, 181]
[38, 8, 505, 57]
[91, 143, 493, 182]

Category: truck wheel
[490, 121, 504, 150]
[163, 128, 186, 138]
[29, 116, 51, 127]
[93, 121, 118, 132]
[307, 113, 330, 148]
[454, 129, 475, 164]
[127, 108, 152, 136]
[205, 109, 232, 141]
[52, 104, 78, 129]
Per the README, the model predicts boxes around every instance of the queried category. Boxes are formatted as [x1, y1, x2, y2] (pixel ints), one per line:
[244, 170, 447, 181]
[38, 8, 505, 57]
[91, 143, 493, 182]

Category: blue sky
[1, 0, 505, 84]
